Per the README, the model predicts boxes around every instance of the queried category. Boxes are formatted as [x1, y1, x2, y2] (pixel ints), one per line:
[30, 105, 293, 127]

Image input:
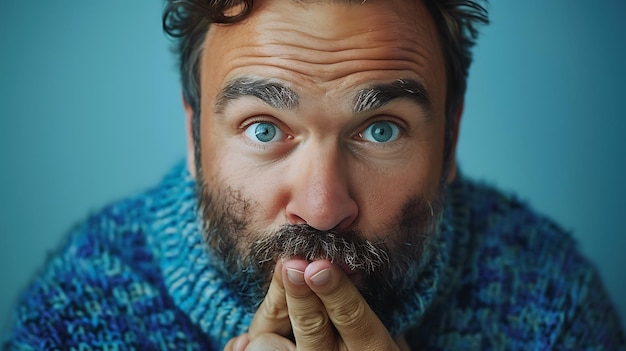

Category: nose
[285, 143, 358, 231]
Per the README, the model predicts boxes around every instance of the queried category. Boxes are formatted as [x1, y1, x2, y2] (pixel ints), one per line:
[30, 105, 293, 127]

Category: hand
[225, 258, 409, 350]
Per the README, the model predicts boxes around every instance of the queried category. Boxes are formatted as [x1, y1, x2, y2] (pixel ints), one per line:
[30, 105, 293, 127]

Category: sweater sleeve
[2, 203, 212, 350]
[1, 217, 152, 350]
[2, 225, 118, 349]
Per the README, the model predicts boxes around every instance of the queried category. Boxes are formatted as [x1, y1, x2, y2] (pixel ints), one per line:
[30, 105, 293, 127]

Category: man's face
[191, 0, 452, 316]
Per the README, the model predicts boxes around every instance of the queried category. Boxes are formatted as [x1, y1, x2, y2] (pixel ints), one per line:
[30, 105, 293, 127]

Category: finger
[245, 332, 297, 351]
[282, 258, 336, 351]
[248, 260, 292, 339]
[224, 334, 249, 351]
[304, 260, 397, 350]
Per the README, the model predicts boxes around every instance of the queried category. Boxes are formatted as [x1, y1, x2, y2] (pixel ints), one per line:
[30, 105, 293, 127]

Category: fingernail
[233, 334, 249, 351]
[310, 268, 331, 286]
[287, 268, 305, 285]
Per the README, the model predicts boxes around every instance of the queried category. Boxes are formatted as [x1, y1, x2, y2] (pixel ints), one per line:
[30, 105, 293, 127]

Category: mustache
[250, 224, 391, 274]
[197, 179, 444, 318]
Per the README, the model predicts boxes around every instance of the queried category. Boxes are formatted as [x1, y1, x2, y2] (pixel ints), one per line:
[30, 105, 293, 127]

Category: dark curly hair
[163, 0, 489, 171]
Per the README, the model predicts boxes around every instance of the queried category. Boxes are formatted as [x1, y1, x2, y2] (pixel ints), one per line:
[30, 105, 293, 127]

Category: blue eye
[244, 121, 284, 143]
[361, 121, 401, 143]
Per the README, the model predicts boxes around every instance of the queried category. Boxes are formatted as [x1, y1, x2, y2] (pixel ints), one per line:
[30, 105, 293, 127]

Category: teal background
[1, 0, 624, 333]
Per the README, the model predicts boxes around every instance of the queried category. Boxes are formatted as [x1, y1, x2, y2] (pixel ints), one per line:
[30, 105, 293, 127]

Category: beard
[196, 175, 445, 328]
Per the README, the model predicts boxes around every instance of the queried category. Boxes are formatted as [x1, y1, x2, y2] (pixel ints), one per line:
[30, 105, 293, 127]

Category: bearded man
[4, 0, 625, 350]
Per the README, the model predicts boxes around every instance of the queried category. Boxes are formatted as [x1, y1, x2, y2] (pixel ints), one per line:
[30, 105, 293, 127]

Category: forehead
[201, 0, 445, 104]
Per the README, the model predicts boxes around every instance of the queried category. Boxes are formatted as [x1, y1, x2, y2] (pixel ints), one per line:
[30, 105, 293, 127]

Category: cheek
[200, 139, 288, 220]
[199, 128, 244, 192]
[354, 168, 429, 231]
[352, 143, 444, 234]
[201, 145, 254, 187]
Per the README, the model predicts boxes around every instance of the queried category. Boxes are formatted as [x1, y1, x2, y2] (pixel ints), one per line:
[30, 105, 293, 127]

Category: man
[3, 0, 624, 349]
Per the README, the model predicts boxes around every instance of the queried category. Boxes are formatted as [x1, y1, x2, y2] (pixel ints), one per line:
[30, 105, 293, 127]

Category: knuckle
[261, 294, 288, 321]
[328, 298, 368, 329]
[291, 310, 331, 337]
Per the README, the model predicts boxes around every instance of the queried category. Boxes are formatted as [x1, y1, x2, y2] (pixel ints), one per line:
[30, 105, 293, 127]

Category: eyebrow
[353, 79, 432, 114]
[214, 77, 299, 113]
[214, 77, 431, 116]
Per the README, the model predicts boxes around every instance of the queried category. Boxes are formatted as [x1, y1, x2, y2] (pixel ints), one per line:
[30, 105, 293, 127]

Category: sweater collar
[150, 162, 470, 348]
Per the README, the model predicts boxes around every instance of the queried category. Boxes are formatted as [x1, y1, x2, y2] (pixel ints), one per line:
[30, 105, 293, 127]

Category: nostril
[287, 213, 307, 225]
[334, 212, 358, 231]
[284, 193, 359, 231]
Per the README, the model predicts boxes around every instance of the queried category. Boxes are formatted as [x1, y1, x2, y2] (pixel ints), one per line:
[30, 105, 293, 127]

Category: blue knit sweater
[3, 163, 625, 350]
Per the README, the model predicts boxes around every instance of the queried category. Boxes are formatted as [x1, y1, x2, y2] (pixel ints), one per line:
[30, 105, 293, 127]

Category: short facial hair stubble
[196, 177, 445, 326]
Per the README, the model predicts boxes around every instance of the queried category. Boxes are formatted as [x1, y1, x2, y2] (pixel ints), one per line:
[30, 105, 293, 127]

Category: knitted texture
[3, 162, 625, 350]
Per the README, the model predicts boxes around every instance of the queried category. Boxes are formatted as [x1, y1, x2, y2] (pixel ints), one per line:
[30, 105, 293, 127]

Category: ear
[446, 101, 463, 183]
[183, 95, 197, 179]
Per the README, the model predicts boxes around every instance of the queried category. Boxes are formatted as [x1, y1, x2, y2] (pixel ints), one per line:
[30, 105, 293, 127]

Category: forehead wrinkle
[253, 17, 432, 60]
[237, 29, 438, 86]
[223, 45, 433, 86]
[254, 0, 428, 42]
[214, 76, 300, 114]
[253, 42, 431, 68]
[204, 0, 446, 111]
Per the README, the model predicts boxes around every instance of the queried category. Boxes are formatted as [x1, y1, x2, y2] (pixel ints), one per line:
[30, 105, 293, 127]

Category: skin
[183, 0, 461, 349]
